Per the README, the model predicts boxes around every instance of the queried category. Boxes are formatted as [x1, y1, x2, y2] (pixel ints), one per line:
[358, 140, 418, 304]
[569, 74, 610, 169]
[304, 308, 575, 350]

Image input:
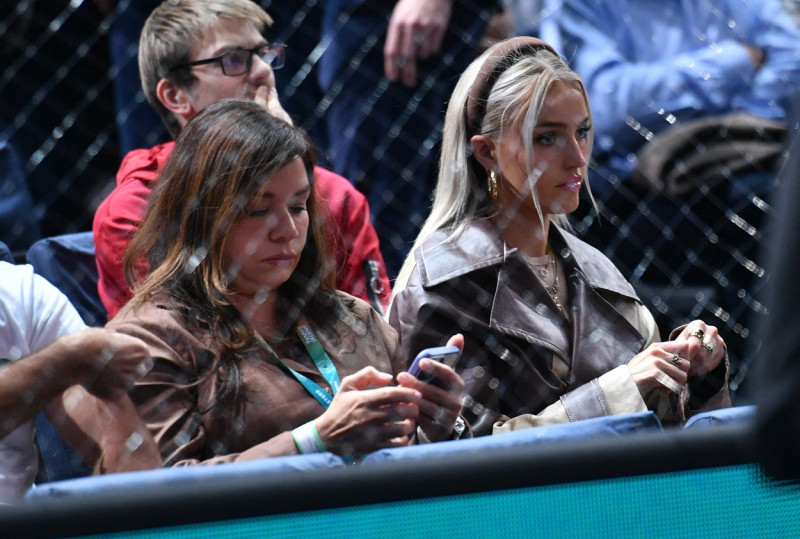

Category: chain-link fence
[2, 0, 795, 405]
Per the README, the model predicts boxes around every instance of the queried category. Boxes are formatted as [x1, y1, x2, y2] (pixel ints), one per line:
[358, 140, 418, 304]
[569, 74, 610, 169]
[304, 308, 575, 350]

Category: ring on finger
[671, 353, 683, 367]
[701, 342, 714, 357]
[689, 329, 704, 340]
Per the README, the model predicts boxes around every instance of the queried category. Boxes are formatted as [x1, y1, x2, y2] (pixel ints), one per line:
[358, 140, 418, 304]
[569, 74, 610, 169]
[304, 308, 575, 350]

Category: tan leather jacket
[108, 292, 404, 465]
[389, 220, 729, 436]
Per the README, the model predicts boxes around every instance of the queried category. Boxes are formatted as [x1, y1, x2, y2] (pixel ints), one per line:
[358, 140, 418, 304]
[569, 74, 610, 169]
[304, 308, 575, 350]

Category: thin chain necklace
[546, 262, 562, 312]
[531, 248, 562, 312]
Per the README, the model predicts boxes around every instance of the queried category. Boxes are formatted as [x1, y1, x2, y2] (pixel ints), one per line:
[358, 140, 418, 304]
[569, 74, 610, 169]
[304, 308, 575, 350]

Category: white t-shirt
[0, 262, 86, 503]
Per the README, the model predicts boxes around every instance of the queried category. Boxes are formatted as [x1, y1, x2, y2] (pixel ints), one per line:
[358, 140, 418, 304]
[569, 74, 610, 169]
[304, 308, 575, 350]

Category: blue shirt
[552, 0, 800, 185]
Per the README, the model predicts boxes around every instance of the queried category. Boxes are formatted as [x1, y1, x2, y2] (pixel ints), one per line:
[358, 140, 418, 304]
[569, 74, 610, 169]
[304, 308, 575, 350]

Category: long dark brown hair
[125, 98, 336, 403]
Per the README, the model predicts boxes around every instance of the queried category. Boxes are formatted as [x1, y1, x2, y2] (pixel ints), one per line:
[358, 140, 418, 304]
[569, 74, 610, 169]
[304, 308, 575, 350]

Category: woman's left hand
[675, 321, 725, 377]
[396, 334, 466, 442]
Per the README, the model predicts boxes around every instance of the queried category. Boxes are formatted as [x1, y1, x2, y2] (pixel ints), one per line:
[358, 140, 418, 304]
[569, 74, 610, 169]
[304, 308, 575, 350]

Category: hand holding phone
[408, 345, 460, 384]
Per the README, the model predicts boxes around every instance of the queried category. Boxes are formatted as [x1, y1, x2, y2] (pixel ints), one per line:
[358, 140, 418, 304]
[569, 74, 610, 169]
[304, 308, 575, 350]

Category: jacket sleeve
[734, 0, 800, 119]
[491, 300, 657, 433]
[314, 168, 392, 311]
[666, 325, 732, 422]
[558, 0, 756, 154]
[93, 167, 153, 321]
[493, 297, 660, 432]
[493, 365, 648, 433]
[390, 276, 523, 437]
[108, 309, 299, 466]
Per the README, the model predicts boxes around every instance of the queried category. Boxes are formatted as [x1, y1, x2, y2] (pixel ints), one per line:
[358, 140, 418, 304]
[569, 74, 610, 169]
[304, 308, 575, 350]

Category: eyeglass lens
[221, 46, 284, 75]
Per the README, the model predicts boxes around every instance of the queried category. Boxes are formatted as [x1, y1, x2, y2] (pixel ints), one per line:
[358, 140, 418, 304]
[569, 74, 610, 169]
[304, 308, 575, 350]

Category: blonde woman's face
[494, 81, 590, 220]
[224, 158, 310, 299]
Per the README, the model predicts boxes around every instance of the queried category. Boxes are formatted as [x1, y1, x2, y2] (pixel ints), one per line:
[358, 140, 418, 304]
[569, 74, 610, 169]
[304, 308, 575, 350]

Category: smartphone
[408, 345, 461, 383]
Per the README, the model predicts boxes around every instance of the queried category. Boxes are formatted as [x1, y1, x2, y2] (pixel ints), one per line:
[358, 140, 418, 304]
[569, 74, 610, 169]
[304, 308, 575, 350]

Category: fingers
[680, 321, 725, 376]
[663, 351, 690, 383]
[384, 39, 417, 87]
[397, 354, 465, 442]
[64, 329, 154, 399]
[254, 85, 293, 125]
[383, 20, 403, 82]
[445, 333, 464, 352]
[339, 366, 395, 391]
[419, 20, 445, 59]
[383, 0, 452, 87]
[383, 14, 418, 86]
[318, 385, 421, 454]
[106, 334, 153, 380]
[628, 343, 690, 394]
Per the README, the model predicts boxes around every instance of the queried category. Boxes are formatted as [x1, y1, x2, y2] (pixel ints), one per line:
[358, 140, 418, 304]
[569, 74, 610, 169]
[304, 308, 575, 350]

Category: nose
[249, 52, 275, 82]
[268, 208, 299, 241]
[565, 136, 588, 170]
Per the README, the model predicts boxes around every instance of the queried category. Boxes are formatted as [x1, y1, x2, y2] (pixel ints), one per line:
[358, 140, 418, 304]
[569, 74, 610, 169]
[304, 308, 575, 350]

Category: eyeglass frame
[167, 44, 286, 76]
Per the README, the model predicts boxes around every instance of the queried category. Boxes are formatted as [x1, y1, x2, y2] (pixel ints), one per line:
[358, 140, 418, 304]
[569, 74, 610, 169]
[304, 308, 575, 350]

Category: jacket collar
[416, 219, 639, 301]
[415, 220, 645, 365]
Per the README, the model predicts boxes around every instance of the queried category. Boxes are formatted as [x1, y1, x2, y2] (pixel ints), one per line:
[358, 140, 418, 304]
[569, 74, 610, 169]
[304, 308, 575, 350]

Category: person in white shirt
[0, 261, 158, 503]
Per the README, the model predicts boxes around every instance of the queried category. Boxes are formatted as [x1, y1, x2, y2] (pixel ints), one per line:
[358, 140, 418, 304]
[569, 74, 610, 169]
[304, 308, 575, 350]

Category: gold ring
[671, 353, 683, 367]
[689, 329, 704, 340]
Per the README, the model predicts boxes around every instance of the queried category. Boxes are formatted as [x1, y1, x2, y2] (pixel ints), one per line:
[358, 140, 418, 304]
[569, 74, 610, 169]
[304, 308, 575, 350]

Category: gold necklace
[545, 260, 562, 312]
[531, 256, 551, 277]
[528, 249, 562, 312]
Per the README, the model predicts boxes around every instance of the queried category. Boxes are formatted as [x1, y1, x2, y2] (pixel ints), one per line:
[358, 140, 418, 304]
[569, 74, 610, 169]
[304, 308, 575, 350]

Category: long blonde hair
[393, 38, 594, 293]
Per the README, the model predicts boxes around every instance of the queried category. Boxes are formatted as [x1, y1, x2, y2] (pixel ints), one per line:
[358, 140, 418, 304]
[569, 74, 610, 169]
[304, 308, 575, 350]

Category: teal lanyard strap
[256, 324, 340, 409]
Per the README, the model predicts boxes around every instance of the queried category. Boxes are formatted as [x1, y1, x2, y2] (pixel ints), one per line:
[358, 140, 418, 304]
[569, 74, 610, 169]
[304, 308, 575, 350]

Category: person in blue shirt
[547, 0, 800, 395]
[317, 0, 499, 278]
[555, 0, 800, 198]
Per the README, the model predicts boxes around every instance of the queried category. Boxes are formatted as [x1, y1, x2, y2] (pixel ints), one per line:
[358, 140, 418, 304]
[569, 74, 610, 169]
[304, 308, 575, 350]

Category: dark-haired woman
[106, 98, 465, 466]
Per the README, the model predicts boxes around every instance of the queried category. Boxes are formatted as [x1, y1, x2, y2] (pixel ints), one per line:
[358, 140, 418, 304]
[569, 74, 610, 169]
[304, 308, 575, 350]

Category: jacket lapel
[417, 220, 647, 382]
[491, 254, 571, 358]
[554, 230, 647, 384]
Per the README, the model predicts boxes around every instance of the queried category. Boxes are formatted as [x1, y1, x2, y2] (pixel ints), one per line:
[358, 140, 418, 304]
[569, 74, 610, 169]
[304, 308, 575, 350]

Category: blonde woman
[389, 38, 730, 436]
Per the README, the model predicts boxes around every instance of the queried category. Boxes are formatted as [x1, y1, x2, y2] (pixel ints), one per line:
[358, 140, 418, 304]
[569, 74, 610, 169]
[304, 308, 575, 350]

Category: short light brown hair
[138, 0, 273, 137]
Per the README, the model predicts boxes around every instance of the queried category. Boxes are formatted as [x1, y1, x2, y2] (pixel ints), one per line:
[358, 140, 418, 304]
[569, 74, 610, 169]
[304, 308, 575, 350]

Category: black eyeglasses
[169, 44, 286, 76]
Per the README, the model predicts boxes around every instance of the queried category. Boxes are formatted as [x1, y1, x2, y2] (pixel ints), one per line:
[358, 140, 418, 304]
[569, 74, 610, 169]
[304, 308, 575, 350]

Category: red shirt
[93, 141, 391, 320]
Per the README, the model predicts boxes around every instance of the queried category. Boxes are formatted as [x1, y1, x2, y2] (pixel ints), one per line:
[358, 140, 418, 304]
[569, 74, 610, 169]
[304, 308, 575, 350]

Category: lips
[263, 252, 297, 265]
[560, 178, 583, 192]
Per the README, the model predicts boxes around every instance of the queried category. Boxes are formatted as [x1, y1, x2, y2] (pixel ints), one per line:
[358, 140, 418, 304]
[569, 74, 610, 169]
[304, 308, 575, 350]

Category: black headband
[465, 37, 559, 136]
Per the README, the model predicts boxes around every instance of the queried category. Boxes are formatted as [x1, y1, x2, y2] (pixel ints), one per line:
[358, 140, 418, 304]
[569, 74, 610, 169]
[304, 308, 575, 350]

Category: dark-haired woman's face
[223, 158, 311, 299]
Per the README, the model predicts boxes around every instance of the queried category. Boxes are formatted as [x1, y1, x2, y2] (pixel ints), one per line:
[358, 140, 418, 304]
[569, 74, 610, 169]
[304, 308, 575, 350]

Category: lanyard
[256, 323, 340, 409]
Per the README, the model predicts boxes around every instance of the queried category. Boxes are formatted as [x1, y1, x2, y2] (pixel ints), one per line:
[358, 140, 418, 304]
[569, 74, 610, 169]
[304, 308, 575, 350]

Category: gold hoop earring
[488, 170, 498, 200]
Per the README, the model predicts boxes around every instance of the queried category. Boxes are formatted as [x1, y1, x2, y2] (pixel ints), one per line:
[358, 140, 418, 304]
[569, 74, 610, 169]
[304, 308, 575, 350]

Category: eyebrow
[535, 117, 591, 129]
[210, 39, 269, 57]
[259, 185, 312, 199]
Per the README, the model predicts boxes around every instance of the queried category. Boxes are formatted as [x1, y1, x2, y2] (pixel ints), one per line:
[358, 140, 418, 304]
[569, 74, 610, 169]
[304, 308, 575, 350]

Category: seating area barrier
[6, 407, 761, 537]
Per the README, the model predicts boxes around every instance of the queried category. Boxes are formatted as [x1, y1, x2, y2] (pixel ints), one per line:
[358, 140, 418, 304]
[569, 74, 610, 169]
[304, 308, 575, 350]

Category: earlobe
[156, 78, 193, 119]
[470, 134, 498, 171]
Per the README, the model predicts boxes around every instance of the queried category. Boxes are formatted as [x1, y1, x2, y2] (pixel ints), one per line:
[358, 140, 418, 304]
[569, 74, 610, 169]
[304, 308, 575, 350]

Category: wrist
[292, 420, 327, 454]
[50, 333, 93, 388]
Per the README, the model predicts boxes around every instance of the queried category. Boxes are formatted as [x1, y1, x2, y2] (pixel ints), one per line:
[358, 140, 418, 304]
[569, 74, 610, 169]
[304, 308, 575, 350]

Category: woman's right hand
[627, 341, 691, 395]
[313, 366, 422, 456]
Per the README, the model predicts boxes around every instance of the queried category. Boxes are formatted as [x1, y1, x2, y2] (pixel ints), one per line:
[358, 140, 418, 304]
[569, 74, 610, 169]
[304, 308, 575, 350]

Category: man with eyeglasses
[93, 0, 392, 321]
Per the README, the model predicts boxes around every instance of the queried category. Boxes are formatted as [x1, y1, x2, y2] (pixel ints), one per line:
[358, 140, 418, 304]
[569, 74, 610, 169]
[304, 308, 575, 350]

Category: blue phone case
[408, 345, 460, 381]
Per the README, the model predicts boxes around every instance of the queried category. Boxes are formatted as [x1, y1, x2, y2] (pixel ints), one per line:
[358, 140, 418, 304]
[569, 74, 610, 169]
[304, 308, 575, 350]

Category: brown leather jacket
[107, 292, 404, 466]
[389, 220, 729, 436]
